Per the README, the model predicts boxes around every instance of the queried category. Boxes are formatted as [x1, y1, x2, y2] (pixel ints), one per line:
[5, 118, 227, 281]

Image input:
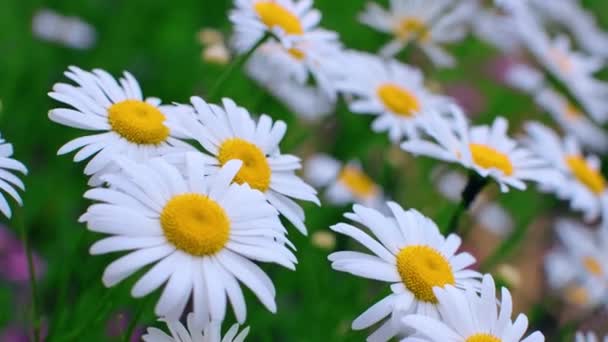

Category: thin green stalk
[15, 206, 40, 342]
[444, 171, 488, 235]
[207, 32, 273, 101]
[123, 296, 152, 341]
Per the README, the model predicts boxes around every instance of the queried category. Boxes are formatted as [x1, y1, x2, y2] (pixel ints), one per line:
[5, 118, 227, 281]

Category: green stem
[123, 297, 151, 342]
[444, 171, 488, 235]
[15, 206, 40, 342]
[207, 32, 273, 101]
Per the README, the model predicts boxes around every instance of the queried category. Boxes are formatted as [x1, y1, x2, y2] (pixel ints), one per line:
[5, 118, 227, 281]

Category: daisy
[358, 0, 478, 67]
[401, 106, 560, 192]
[535, 88, 608, 153]
[244, 28, 344, 101]
[48, 66, 193, 184]
[304, 153, 384, 209]
[142, 313, 249, 342]
[328, 203, 481, 341]
[0, 135, 27, 219]
[230, 0, 321, 52]
[80, 153, 296, 326]
[576, 331, 608, 342]
[336, 52, 451, 142]
[523, 122, 608, 222]
[180, 97, 319, 234]
[402, 274, 545, 342]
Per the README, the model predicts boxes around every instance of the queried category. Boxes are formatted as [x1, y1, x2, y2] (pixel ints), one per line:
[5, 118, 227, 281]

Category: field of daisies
[3, 0, 608, 341]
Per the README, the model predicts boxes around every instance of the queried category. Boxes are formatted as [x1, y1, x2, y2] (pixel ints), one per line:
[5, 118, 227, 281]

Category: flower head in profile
[230, 0, 321, 51]
[402, 274, 545, 342]
[0, 135, 27, 219]
[304, 153, 384, 209]
[81, 153, 296, 326]
[48, 67, 193, 184]
[143, 313, 249, 342]
[575, 331, 608, 342]
[336, 52, 450, 142]
[401, 106, 560, 192]
[183, 97, 319, 234]
[359, 0, 478, 67]
[329, 203, 481, 341]
[523, 122, 608, 222]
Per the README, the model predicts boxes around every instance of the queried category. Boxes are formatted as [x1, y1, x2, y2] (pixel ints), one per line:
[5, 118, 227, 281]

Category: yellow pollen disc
[160, 194, 230, 256]
[565, 155, 606, 195]
[583, 256, 603, 276]
[377, 83, 421, 117]
[218, 138, 271, 192]
[564, 103, 583, 121]
[394, 17, 430, 42]
[396, 245, 455, 303]
[469, 144, 514, 176]
[338, 166, 378, 199]
[466, 334, 502, 342]
[288, 48, 306, 60]
[565, 286, 589, 306]
[254, 1, 303, 35]
[108, 100, 169, 145]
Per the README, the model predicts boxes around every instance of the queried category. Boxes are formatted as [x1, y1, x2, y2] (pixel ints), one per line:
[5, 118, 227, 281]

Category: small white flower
[401, 106, 560, 192]
[32, 9, 96, 50]
[81, 153, 296, 326]
[230, 0, 321, 52]
[143, 313, 249, 342]
[575, 331, 608, 342]
[473, 8, 522, 54]
[183, 97, 319, 234]
[535, 88, 608, 154]
[336, 52, 451, 142]
[304, 153, 384, 209]
[48, 67, 193, 184]
[402, 274, 545, 342]
[329, 203, 481, 341]
[523, 122, 608, 222]
[0, 135, 27, 219]
[359, 0, 478, 67]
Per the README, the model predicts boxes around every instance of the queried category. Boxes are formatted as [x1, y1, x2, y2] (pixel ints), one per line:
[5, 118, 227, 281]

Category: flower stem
[207, 32, 273, 102]
[15, 206, 40, 342]
[445, 171, 488, 235]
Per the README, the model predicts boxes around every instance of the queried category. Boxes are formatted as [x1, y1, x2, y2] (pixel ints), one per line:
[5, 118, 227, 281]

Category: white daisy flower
[473, 8, 522, 54]
[535, 88, 608, 154]
[183, 97, 319, 235]
[0, 135, 28, 219]
[474, 202, 514, 237]
[230, 0, 321, 52]
[304, 153, 384, 209]
[143, 313, 249, 342]
[576, 331, 608, 342]
[80, 153, 296, 326]
[523, 122, 608, 222]
[48, 67, 193, 184]
[401, 106, 560, 192]
[358, 0, 478, 67]
[244, 27, 344, 101]
[329, 203, 482, 341]
[32, 9, 96, 50]
[402, 274, 545, 342]
[336, 52, 451, 142]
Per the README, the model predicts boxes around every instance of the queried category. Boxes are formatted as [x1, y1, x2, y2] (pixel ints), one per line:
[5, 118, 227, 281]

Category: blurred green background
[1, 0, 608, 341]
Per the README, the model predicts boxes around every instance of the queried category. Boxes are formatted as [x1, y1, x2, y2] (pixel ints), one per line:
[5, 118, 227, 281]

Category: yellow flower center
[160, 194, 230, 256]
[108, 100, 169, 145]
[254, 1, 303, 35]
[565, 285, 589, 306]
[466, 334, 502, 342]
[564, 103, 583, 121]
[218, 138, 271, 192]
[565, 155, 606, 195]
[469, 144, 514, 176]
[394, 17, 430, 42]
[549, 48, 573, 74]
[396, 245, 455, 303]
[583, 256, 603, 276]
[377, 83, 420, 117]
[288, 48, 305, 60]
[338, 166, 378, 199]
